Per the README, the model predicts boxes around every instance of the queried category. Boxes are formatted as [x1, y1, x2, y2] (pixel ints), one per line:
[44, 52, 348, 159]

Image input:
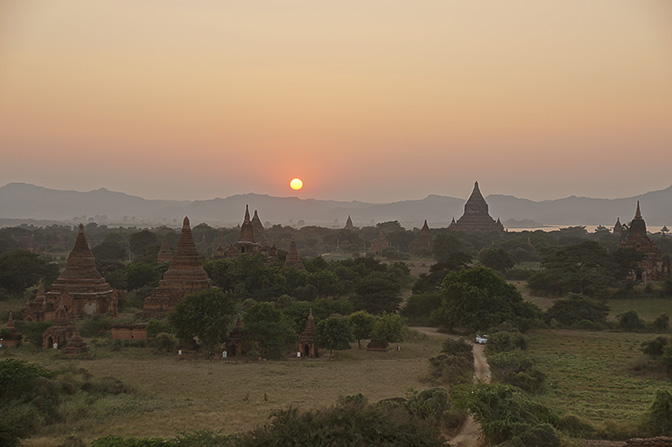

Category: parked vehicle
[475, 334, 488, 344]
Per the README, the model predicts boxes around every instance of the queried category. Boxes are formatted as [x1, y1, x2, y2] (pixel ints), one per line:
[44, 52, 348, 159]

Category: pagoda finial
[183, 216, 190, 228]
[636, 201, 642, 219]
[244, 205, 251, 223]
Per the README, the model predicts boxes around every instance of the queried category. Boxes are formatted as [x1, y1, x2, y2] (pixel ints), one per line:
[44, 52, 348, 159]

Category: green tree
[433, 266, 537, 332]
[316, 316, 354, 355]
[619, 309, 645, 331]
[126, 263, 163, 291]
[372, 312, 407, 344]
[528, 241, 614, 296]
[129, 230, 160, 262]
[243, 302, 296, 359]
[432, 233, 462, 262]
[168, 287, 235, 351]
[477, 247, 515, 272]
[347, 310, 376, 349]
[92, 237, 128, 261]
[545, 294, 610, 327]
[0, 250, 59, 296]
[351, 272, 402, 314]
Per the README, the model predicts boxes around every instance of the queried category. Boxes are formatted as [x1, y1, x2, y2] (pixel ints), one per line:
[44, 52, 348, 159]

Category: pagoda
[225, 315, 246, 357]
[283, 240, 305, 270]
[448, 182, 504, 232]
[141, 217, 212, 319]
[344, 215, 355, 230]
[410, 220, 433, 254]
[621, 202, 663, 280]
[251, 210, 269, 244]
[613, 218, 623, 236]
[221, 206, 278, 262]
[370, 230, 390, 255]
[157, 235, 173, 263]
[63, 326, 90, 357]
[298, 309, 319, 358]
[38, 224, 118, 319]
[1, 312, 22, 347]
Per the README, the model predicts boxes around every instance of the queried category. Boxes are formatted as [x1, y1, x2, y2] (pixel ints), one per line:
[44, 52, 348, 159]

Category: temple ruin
[621, 202, 664, 280]
[448, 182, 505, 232]
[141, 217, 212, 319]
[410, 220, 433, 254]
[283, 239, 305, 270]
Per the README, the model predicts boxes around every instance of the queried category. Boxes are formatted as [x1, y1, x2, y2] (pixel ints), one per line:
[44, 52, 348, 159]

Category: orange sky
[0, 0, 671, 202]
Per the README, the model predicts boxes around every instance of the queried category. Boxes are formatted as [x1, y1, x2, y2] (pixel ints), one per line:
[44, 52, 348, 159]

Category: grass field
[527, 329, 670, 435]
[4, 332, 442, 446]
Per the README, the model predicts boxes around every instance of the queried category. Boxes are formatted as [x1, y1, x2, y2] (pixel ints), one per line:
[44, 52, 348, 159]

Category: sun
[290, 178, 303, 191]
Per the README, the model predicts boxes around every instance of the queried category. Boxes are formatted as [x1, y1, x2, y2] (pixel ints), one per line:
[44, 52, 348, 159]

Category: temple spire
[636, 201, 642, 219]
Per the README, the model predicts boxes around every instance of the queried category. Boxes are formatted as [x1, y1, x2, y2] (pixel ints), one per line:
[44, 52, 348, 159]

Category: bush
[640, 389, 672, 436]
[440, 337, 473, 359]
[653, 314, 669, 331]
[619, 310, 645, 331]
[18, 321, 52, 347]
[79, 316, 114, 337]
[427, 354, 473, 385]
[545, 294, 609, 327]
[405, 388, 450, 420]
[486, 330, 527, 353]
[488, 351, 546, 393]
[642, 336, 668, 357]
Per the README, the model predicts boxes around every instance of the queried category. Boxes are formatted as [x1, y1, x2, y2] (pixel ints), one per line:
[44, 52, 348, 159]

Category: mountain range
[1, 182, 671, 229]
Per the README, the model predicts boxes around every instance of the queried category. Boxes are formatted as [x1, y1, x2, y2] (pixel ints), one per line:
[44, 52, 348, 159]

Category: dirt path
[411, 327, 490, 447]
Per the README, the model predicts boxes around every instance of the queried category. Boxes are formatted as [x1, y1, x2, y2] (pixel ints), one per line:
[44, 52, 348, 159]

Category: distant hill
[1, 182, 671, 229]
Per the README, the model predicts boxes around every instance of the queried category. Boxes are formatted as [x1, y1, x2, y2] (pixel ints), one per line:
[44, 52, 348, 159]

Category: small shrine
[63, 326, 90, 357]
[410, 220, 433, 254]
[298, 310, 320, 358]
[621, 202, 664, 280]
[225, 315, 246, 357]
[283, 240, 305, 270]
[369, 231, 390, 256]
[1, 312, 22, 347]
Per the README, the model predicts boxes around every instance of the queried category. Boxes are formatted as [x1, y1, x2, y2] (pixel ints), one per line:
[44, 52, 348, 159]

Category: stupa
[298, 309, 319, 358]
[221, 206, 278, 262]
[370, 230, 390, 256]
[40, 224, 118, 318]
[410, 220, 433, 254]
[251, 210, 269, 244]
[225, 315, 246, 357]
[141, 217, 212, 319]
[344, 215, 355, 230]
[448, 182, 505, 232]
[63, 326, 90, 357]
[283, 240, 305, 270]
[621, 202, 663, 280]
[157, 235, 172, 263]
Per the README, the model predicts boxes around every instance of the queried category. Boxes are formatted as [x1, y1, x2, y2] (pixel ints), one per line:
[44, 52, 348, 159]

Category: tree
[126, 263, 162, 291]
[243, 302, 297, 359]
[0, 250, 59, 296]
[372, 312, 407, 344]
[168, 287, 236, 351]
[478, 247, 515, 272]
[316, 316, 354, 355]
[348, 311, 376, 349]
[92, 238, 127, 261]
[545, 294, 609, 327]
[129, 230, 160, 262]
[528, 241, 614, 296]
[432, 266, 537, 332]
[351, 272, 402, 314]
[432, 233, 462, 262]
[619, 310, 645, 331]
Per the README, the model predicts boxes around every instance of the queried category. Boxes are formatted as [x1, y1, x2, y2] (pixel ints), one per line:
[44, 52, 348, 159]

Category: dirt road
[411, 327, 490, 447]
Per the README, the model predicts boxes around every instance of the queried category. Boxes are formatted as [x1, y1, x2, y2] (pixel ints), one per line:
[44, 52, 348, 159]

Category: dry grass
[7, 332, 442, 445]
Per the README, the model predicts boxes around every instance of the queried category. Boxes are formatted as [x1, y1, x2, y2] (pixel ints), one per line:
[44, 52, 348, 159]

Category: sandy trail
[411, 327, 490, 447]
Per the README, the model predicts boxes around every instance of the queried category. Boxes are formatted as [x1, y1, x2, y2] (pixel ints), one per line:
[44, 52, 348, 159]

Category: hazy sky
[1, 1, 671, 203]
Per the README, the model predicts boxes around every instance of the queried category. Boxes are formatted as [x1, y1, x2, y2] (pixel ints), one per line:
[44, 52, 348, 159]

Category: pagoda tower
[225, 314, 246, 357]
[141, 217, 212, 319]
[157, 235, 172, 263]
[370, 230, 390, 255]
[410, 220, 433, 254]
[43, 224, 118, 318]
[344, 215, 355, 230]
[613, 218, 623, 236]
[63, 326, 90, 357]
[283, 239, 305, 270]
[251, 210, 269, 244]
[298, 309, 319, 358]
[222, 206, 278, 262]
[239, 205, 255, 243]
[448, 182, 504, 232]
[621, 201, 663, 280]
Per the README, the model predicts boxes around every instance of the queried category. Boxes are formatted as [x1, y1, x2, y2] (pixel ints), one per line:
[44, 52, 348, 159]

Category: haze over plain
[1, 1, 671, 202]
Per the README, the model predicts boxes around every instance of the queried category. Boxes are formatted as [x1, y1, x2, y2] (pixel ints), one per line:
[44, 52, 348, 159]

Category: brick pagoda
[448, 182, 505, 232]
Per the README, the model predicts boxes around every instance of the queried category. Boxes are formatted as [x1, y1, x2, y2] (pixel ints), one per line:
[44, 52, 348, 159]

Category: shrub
[440, 337, 473, 360]
[545, 294, 609, 327]
[79, 316, 114, 337]
[427, 354, 473, 385]
[486, 330, 527, 353]
[640, 389, 672, 436]
[619, 310, 645, 331]
[641, 336, 668, 357]
[653, 314, 670, 332]
[488, 351, 546, 393]
[405, 388, 450, 420]
[18, 321, 52, 347]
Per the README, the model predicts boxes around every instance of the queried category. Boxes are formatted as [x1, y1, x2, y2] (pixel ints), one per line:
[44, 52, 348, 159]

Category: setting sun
[290, 178, 303, 191]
